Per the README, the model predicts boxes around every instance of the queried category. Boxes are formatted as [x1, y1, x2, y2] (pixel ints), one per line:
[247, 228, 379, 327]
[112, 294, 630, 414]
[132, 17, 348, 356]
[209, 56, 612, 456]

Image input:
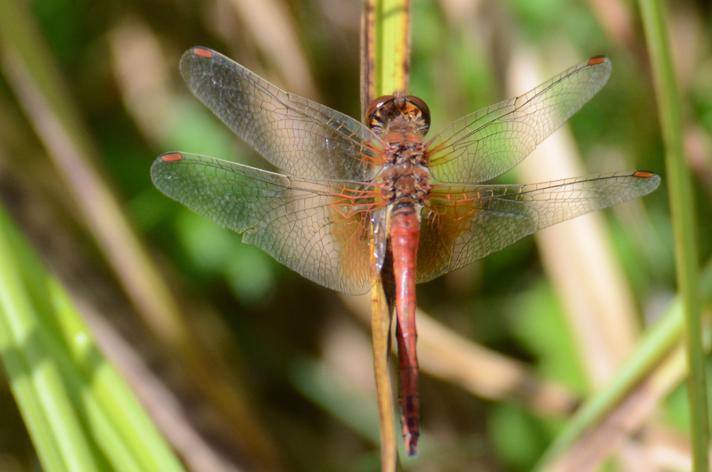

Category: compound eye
[406, 95, 431, 134]
[366, 95, 395, 122]
[406, 96, 429, 115]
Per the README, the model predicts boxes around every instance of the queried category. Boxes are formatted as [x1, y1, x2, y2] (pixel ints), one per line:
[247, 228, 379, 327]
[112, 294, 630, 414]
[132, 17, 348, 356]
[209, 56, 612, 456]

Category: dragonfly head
[367, 94, 431, 137]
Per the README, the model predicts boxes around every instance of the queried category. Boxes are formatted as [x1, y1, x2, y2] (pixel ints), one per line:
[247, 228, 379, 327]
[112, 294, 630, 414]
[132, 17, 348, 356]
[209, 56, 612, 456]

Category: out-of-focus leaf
[0, 205, 184, 472]
[510, 282, 587, 393]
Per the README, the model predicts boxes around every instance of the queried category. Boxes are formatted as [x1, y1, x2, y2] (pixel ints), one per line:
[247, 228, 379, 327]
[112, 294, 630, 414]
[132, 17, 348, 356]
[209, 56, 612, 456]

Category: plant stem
[361, 0, 411, 469]
[638, 0, 707, 469]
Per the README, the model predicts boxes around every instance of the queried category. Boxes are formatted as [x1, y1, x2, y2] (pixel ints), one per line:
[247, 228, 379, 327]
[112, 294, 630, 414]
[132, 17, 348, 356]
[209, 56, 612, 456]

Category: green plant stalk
[362, 0, 411, 468]
[637, 0, 707, 469]
[374, 0, 411, 95]
[5, 224, 172, 471]
[0, 206, 184, 472]
[5, 230, 149, 471]
[0, 213, 100, 472]
[534, 260, 712, 470]
[45, 280, 182, 471]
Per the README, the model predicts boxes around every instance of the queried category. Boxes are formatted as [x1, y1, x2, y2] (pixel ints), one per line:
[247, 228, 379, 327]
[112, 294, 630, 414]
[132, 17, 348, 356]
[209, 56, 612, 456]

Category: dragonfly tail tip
[405, 433, 419, 456]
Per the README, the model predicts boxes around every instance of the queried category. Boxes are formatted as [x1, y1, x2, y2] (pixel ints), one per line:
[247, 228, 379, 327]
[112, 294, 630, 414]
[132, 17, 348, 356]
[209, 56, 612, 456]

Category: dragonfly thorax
[384, 137, 427, 166]
[379, 128, 431, 206]
[380, 163, 431, 205]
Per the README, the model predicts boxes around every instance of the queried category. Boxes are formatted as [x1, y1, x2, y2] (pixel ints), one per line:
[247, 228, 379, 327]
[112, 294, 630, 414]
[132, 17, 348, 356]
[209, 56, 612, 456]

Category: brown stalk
[361, 0, 411, 469]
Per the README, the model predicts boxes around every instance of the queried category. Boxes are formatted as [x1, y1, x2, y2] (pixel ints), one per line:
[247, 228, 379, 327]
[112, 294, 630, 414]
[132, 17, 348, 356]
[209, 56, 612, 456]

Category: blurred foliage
[0, 205, 182, 472]
[0, 0, 710, 471]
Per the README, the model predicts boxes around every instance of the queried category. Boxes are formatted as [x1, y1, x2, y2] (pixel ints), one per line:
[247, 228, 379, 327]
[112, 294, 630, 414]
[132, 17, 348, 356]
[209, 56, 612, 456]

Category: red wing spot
[192, 47, 213, 59]
[633, 170, 656, 178]
[588, 56, 607, 66]
[161, 153, 183, 162]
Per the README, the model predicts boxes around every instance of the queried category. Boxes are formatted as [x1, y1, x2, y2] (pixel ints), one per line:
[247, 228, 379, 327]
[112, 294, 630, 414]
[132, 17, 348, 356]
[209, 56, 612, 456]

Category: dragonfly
[151, 46, 660, 455]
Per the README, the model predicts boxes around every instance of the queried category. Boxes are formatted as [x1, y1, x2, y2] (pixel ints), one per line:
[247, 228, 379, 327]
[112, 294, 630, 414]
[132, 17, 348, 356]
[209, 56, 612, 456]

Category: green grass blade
[533, 259, 712, 470]
[0, 205, 184, 472]
[0, 214, 100, 472]
[637, 0, 708, 469]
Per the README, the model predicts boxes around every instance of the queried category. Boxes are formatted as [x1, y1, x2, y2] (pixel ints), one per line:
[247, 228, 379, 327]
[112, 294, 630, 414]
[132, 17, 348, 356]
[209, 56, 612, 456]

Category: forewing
[417, 171, 660, 282]
[426, 57, 612, 183]
[180, 47, 383, 181]
[151, 152, 382, 294]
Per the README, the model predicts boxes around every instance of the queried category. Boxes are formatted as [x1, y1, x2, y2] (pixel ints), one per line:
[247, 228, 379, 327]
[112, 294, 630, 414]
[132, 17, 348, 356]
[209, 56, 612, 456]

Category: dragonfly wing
[151, 152, 380, 294]
[417, 171, 660, 282]
[179, 47, 383, 181]
[426, 57, 612, 183]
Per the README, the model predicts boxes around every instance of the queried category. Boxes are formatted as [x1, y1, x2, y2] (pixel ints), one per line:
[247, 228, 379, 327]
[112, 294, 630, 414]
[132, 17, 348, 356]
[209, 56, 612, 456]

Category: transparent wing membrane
[416, 171, 660, 282]
[180, 47, 383, 181]
[426, 57, 612, 183]
[151, 152, 381, 294]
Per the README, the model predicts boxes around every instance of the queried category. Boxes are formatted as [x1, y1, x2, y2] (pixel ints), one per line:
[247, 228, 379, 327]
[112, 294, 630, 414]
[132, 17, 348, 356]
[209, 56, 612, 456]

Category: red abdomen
[389, 204, 420, 456]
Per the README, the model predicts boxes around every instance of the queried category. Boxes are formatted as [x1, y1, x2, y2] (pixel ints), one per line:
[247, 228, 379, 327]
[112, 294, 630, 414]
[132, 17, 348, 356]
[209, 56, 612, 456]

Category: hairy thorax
[379, 129, 431, 206]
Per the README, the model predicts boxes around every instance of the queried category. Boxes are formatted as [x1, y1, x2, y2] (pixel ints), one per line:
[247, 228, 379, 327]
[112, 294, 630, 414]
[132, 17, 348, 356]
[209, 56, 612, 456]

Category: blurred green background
[0, 0, 710, 471]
